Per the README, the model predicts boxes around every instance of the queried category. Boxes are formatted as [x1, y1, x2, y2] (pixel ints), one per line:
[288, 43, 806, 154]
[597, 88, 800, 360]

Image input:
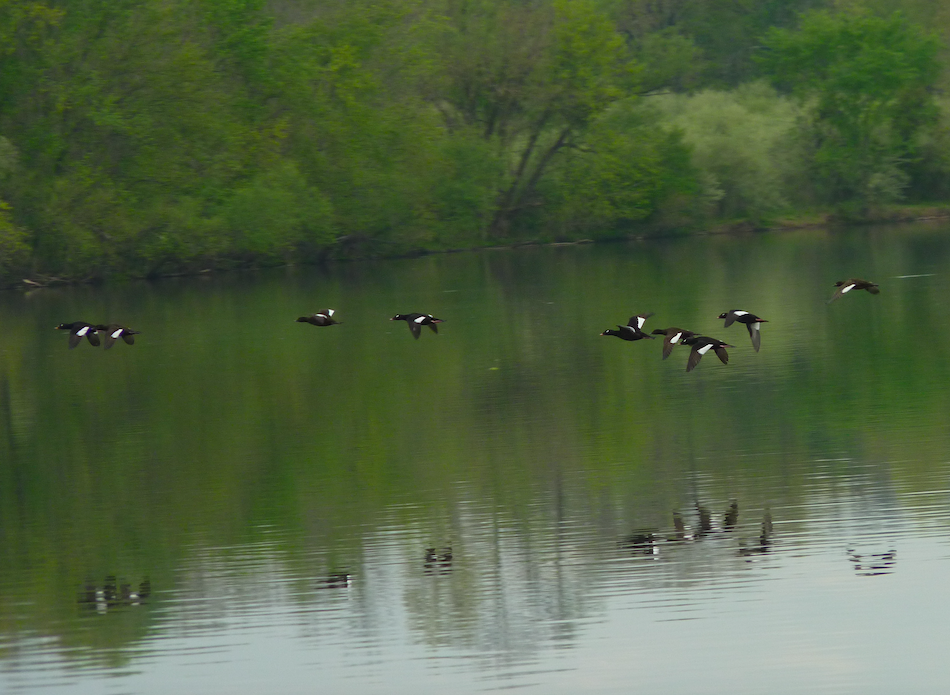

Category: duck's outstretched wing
[686, 344, 709, 372]
[828, 281, 856, 303]
[747, 322, 761, 352]
[661, 333, 679, 359]
[714, 345, 730, 365]
[627, 312, 654, 330]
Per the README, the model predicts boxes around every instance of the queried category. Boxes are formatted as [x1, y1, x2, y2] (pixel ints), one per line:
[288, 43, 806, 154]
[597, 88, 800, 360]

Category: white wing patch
[414, 315, 427, 323]
[111, 328, 123, 339]
[671, 332, 682, 343]
[636, 316, 647, 329]
[77, 326, 89, 336]
[734, 310, 749, 316]
[698, 344, 713, 355]
[327, 309, 335, 316]
[842, 284, 856, 293]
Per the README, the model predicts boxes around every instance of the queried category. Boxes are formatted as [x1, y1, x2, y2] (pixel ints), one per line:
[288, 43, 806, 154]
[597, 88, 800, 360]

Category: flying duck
[55, 322, 100, 348]
[391, 313, 444, 339]
[601, 312, 655, 341]
[718, 310, 768, 352]
[651, 327, 696, 359]
[828, 278, 879, 303]
[95, 324, 140, 349]
[296, 309, 340, 327]
[682, 335, 733, 372]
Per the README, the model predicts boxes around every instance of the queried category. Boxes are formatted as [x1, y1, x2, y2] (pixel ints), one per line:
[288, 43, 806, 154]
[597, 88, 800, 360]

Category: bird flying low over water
[718, 310, 767, 352]
[682, 335, 733, 372]
[828, 278, 879, 303]
[391, 313, 444, 339]
[95, 324, 140, 349]
[600, 312, 655, 341]
[650, 327, 696, 359]
[296, 309, 340, 327]
[56, 322, 100, 348]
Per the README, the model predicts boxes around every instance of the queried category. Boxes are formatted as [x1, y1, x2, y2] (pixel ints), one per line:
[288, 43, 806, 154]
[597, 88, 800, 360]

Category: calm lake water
[2, 223, 950, 694]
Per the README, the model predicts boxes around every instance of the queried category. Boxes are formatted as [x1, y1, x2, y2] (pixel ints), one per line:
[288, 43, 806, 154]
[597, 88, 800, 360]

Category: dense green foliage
[759, 10, 942, 209]
[0, 0, 949, 281]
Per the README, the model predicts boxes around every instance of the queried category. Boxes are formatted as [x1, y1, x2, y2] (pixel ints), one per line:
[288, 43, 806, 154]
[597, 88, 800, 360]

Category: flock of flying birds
[598, 277, 878, 371]
[54, 278, 879, 370]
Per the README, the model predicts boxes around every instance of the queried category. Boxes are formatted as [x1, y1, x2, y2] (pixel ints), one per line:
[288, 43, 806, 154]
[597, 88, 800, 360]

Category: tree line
[0, 0, 948, 283]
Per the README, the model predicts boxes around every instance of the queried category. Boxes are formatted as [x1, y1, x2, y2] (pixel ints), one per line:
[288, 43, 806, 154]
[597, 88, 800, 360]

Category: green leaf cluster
[759, 10, 942, 208]
[0, 0, 949, 282]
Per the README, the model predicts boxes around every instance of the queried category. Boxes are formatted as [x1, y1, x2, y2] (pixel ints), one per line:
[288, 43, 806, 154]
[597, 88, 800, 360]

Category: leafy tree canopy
[758, 10, 942, 206]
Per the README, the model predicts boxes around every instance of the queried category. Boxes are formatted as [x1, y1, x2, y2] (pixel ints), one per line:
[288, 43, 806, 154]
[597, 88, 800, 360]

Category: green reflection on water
[1, 222, 950, 672]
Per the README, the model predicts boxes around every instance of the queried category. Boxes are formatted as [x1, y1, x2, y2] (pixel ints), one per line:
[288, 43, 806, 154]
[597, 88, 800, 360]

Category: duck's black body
[391, 313, 444, 339]
[718, 310, 767, 352]
[651, 327, 696, 359]
[55, 322, 100, 348]
[829, 278, 879, 303]
[682, 335, 733, 372]
[296, 309, 340, 327]
[601, 313, 655, 341]
[95, 324, 140, 349]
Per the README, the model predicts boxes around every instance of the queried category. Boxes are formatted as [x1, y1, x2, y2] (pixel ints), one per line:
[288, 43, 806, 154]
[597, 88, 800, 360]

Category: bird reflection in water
[317, 573, 352, 589]
[696, 503, 713, 536]
[78, 576, 151, 613]
[621, 532, 659, 557]
[669, 511, 694, 542]
[739, 509, 774, 557]
[848, 548, 896, 576]
[424, 547, 453, 575]
[723, 500, 739, 530]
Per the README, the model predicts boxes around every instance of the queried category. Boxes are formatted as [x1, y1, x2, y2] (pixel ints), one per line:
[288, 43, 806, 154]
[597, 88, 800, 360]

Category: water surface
[2, 223, 950, 694]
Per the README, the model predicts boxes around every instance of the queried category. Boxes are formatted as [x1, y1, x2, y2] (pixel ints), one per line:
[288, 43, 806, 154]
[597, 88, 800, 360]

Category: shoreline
[10, 206, 950, 291]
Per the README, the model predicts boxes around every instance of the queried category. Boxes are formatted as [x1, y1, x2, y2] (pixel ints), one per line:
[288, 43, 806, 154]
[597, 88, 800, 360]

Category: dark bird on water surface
[391, 313, 444, 339]
[682, 335, 733, 372]
[55, 322, 100, 348]
[601, 312, 655, 341]
[95, 324, 140, 349]
[651, 327, 696, 359]
[296, 309, 340, 327]
[828, 278, 879, 303]
[718, 310, 768, 352]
